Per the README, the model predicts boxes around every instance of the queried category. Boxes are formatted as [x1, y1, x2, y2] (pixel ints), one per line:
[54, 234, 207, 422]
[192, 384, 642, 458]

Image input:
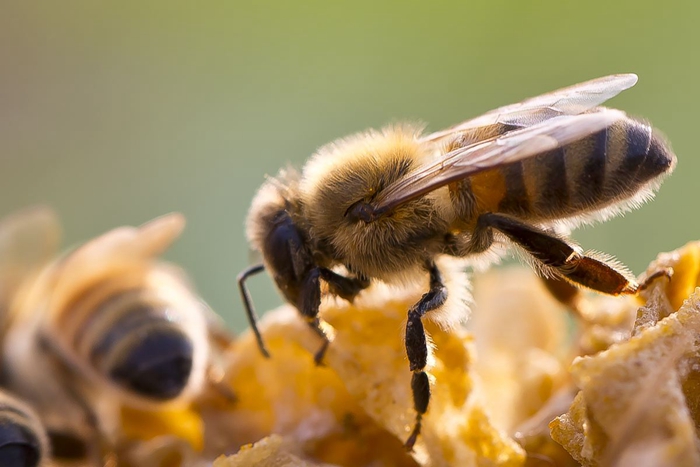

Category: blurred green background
[1, 2, 697, 330]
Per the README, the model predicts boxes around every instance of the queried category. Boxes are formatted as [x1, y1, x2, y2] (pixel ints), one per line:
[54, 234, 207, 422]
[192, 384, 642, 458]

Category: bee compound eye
[110, 330, 194, 400]
[0, 424, 42, 467]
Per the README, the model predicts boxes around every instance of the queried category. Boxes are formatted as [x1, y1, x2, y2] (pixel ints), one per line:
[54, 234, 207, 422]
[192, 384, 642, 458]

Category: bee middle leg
[404, 262, 447, 451]
[319, 268, 370, 302]
[476, 213, 638, 295]
[38, 335, 118, 466]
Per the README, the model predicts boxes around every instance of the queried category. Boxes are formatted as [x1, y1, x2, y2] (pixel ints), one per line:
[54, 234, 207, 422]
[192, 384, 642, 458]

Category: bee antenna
[237, 263, 271, 358]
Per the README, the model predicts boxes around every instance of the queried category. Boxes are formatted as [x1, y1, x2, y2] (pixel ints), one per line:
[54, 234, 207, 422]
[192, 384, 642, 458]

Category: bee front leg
[204, 318, 238, 403]
[298, 268, 331, 365]
[404, 262, 448, 451]
[300, 268, 371, 365]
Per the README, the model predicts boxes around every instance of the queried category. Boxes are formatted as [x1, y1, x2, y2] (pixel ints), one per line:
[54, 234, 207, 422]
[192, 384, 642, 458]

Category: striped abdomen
[71, 287, 195, 402]
[0, 391, 47, 467]
[470, 117, 675, 221]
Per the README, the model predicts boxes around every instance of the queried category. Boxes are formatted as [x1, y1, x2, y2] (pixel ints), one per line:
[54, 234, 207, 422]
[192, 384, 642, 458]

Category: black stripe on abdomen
[497, 161, 531, 216]
[89, 294, 167, 368]
[570, 128, 607, 209]
[523, 147, 569, 217]
[537, 148, 568, 213]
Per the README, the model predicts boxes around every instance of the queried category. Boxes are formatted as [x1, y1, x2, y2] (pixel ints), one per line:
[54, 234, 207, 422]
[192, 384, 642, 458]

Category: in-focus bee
[239, 74, 676, 449]
[0, 208, 222, 464]
[0, 390, 49, 467]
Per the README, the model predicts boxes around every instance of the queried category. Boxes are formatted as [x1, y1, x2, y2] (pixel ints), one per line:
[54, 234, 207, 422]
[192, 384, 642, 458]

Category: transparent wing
[46, 213, 187, 319]
[66, 212, 186, 266]
[422, 74, 637, 142]
[0, 206, 61, 301]
[371, 109, 625, 215]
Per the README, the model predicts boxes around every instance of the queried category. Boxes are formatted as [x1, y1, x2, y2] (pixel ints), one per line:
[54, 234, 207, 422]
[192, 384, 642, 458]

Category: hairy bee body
[0, 209, 215, 467]
[241, 74, 678, 449]
[48, 267, 207, 403]
[295, 115, 674, 281]
[1, 213, 209, 411]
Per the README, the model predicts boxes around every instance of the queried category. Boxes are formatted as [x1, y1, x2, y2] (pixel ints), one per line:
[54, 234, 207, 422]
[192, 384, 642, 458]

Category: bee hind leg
[478, 213, 637, 295]
[404, 262, 447, 451]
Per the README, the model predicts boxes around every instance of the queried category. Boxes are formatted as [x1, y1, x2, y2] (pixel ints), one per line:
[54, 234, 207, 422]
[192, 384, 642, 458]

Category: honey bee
[239, 74, 676, 450]
[0, 390, 49, 467]
[0, 208, 223, 464]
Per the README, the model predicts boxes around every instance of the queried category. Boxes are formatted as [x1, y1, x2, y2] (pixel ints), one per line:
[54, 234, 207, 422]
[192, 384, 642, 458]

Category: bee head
[246, 170, 316, 307]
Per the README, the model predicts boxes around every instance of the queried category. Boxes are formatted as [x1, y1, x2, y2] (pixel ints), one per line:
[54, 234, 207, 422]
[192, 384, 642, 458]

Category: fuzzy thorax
[299, 125, 449, 280]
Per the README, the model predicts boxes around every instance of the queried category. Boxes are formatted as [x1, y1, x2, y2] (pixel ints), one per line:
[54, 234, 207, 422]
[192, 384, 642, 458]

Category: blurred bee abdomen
[0, 391, 47, 467]
[108, 327, 193, 400]
[75, 288, 195, 402]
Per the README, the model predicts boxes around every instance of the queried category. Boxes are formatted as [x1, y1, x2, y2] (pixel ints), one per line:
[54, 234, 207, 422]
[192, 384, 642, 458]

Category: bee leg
[61, 384, 117, 467]
[204, 323, 238, 403]
[404, 262, 447, 451]
[539, 275, 593, 319]
[46, 430, 90, 461]
[638, 268, 674, 291]
[443, 222, 495, 256]
[299, 269, 370, 365]
[319, 268, 370, 302]
[298, 267, 332, 365]
[237, 264, 270, 358]
[478, 213, 637, 295]
[206, 364, 237, 403]
[38, 335, 118, 466]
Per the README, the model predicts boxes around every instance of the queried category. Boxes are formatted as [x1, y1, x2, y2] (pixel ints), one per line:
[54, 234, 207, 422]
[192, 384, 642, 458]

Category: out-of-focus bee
[239, 74, 677, 450]
[0, 207, 59, 467]
[0, 390, 49, 467]
[0, 208, 225, 464]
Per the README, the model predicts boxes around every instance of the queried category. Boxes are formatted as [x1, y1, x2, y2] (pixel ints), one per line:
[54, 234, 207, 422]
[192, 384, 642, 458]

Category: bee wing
[45, 213, 187, 319]
[0, 206, 61, 304]
[66, 212, 186, 267]
[372, 109, 625, 214]
[422, 74, 637, 142]
[0, 207, 60, 332]
[132, 212, 186, 257]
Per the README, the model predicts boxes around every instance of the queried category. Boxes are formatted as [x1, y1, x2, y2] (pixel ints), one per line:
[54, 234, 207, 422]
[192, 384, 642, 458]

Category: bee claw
[638, 267, 674, 292]
[313, 342, 329, 366]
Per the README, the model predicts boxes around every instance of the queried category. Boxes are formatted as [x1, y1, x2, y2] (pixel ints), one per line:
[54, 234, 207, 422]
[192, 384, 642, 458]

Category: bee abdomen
[83, 290, 194, 401]
[0, 392, 47, 467]
[107, 326, 193, 400]
[565, 119, 674, 212]
[498, 147, 571, 217]
[498, 118, 675, 219]
[600, 119, 675, 202]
